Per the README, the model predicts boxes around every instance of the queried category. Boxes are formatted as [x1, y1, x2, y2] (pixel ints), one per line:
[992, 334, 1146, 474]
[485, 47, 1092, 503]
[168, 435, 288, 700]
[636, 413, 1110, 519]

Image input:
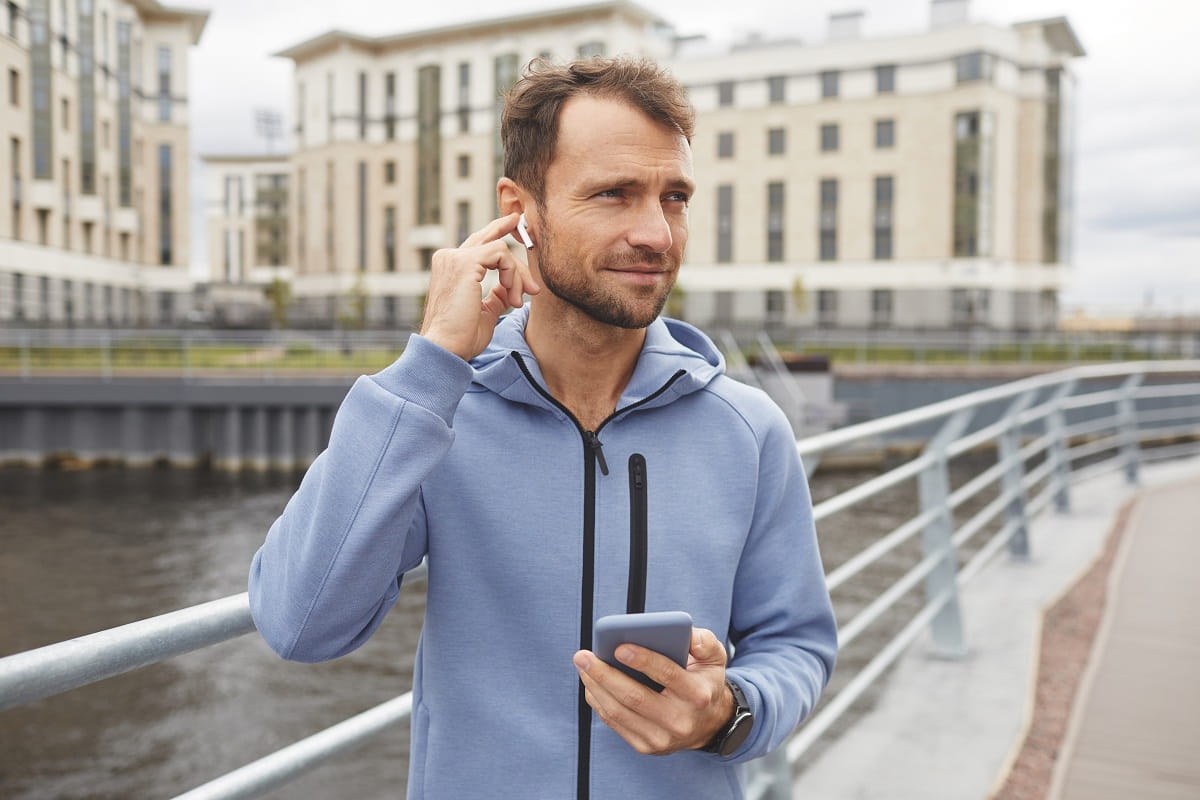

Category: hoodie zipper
[510, 352, 683, 800]
[626, 453, 648, 615]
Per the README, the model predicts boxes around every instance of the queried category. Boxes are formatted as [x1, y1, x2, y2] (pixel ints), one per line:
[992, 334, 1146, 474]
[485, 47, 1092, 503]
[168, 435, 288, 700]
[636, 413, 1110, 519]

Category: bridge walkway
[1051, 469, 1200, 799]
[791, 455, 1200, 800]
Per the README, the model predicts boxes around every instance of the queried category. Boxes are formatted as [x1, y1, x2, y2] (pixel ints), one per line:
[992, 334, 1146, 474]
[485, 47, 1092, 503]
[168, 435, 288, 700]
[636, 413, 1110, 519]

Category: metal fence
[2, 361, 1199, 799]
[2, 326, 1199, 380]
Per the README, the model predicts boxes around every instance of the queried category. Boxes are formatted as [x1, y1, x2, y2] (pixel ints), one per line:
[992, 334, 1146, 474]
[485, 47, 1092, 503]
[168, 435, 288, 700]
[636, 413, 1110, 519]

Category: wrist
[700, 678, 754, 756]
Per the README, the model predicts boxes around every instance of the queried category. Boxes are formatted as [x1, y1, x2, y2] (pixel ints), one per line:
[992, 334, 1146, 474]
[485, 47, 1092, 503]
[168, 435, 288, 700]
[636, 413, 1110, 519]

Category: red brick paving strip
[989, 500, 1134, 800]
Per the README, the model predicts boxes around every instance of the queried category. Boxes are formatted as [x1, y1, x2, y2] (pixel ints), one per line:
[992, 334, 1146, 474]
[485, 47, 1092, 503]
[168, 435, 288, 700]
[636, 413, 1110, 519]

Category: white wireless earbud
[516, 213, 534, 249]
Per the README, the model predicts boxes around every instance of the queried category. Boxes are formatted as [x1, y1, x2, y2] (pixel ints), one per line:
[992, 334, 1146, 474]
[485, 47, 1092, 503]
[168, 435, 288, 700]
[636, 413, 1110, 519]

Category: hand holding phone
[593, 611, 692, 691]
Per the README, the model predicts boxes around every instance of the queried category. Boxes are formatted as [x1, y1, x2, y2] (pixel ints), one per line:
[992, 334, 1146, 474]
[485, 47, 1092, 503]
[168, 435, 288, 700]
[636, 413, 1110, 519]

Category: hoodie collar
[469, 305, 725, 419]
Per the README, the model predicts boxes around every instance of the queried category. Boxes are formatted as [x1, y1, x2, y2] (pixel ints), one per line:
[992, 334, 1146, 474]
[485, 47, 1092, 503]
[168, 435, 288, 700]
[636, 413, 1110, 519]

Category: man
[249, 57, 836, 799]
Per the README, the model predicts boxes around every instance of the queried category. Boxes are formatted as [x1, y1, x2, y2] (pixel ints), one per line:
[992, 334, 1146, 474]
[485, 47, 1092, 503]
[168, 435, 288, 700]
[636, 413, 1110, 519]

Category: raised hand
[420, 212, 540, 362]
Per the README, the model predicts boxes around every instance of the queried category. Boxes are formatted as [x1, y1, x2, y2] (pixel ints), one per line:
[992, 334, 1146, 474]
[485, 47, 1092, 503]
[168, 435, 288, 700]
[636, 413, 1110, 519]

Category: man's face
[532, 94, 694, 329]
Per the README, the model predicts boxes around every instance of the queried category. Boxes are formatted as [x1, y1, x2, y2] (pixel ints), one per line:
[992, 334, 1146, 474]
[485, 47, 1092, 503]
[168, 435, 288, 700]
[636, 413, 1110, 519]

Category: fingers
[688, 627, 729, 668]
[574, 651, 677, 755]
[461, 212, 520, 248]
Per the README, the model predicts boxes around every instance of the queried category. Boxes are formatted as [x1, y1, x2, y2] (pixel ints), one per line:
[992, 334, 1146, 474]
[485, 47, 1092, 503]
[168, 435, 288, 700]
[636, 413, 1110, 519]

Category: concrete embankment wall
[0, 378, 353, 470]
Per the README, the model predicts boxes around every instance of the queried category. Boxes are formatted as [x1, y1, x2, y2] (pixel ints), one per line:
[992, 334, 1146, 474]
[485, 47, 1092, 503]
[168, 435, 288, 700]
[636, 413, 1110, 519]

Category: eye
[665, 191, 690, 205]
[596, 188, 625, 199]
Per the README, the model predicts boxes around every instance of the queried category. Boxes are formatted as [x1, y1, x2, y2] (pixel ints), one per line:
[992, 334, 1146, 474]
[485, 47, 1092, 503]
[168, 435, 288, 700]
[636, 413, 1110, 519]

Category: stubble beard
[535, 217, 679, 330]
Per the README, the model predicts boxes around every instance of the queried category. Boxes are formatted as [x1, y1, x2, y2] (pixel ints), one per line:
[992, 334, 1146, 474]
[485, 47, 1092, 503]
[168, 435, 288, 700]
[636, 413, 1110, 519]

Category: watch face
[719, 712, 753, 757]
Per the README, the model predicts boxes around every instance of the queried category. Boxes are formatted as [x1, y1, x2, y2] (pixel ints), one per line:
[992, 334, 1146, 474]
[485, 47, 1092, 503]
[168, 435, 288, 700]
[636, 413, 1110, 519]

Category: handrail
[1, 360, 1198, 800]
[0, 594, 254, 713]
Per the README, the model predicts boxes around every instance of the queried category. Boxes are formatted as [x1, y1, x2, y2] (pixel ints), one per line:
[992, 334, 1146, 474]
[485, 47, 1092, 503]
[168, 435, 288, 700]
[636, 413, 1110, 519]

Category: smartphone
[593, 611, 693, 691]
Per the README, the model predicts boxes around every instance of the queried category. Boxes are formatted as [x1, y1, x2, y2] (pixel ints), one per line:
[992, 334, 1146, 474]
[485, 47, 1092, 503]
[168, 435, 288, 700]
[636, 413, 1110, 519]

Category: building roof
[273, 0, 670, 61]
[129, 0, 210, 44]
[1014, 16, 1086, 57]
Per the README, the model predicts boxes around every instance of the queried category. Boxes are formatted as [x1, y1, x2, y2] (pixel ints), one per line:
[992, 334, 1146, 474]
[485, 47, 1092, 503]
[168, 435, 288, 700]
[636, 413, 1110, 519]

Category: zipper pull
[632, 457, 645, 490]
[585, 431, 609, 476]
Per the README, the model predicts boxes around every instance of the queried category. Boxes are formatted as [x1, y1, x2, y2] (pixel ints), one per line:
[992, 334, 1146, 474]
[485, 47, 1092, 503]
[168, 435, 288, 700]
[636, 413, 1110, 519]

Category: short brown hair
[501, 56, 695, 206]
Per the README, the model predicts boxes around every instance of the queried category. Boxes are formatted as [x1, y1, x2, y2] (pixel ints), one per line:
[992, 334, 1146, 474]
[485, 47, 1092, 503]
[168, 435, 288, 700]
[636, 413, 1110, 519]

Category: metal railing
[3, 326, 1199, 380]
[2, 360, 1198, 799]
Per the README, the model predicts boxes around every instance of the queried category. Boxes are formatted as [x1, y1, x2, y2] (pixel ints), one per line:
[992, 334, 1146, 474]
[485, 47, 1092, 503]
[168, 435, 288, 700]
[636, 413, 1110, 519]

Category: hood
[469, 305, 726, 418]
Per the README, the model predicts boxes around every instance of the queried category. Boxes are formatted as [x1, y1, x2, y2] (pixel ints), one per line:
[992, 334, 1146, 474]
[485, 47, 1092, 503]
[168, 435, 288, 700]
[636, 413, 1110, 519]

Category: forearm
[249, 335, 472, 661]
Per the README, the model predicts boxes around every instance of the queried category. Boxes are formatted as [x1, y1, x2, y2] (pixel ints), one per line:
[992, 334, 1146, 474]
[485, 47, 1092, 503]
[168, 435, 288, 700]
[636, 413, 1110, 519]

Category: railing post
[1117, 373, 1144, 485]
[918, 407, 974, 658]
[19, 331, 31, 380]
[1047, 379, 1077, 513]
[998, 389, 1038, 558]
[102, 331, 113, 382]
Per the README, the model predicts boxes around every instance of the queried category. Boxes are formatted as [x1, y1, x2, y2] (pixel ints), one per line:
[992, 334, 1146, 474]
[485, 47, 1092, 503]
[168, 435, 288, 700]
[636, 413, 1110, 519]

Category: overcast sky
[187, 0, 1200, 315]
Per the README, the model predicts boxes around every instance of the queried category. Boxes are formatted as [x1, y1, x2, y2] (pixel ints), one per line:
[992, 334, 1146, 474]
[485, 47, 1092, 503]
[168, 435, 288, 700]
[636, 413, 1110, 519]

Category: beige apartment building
[200, 153, 289, 324]
[272, 0, 1082, 331]
[0, 0, 206, 326]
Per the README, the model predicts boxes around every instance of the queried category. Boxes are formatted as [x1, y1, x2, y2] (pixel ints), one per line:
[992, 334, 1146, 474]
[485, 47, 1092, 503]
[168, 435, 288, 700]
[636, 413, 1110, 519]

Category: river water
[0, 456, 1002, 799]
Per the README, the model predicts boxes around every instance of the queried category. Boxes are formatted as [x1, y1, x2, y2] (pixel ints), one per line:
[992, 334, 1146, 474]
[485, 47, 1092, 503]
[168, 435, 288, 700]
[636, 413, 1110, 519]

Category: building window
[871, 289, 893, 327]
[78, 0, 96, 194]
[296, 81, 305, 139]
[766, 289, 785, 322]
[1043, 67, 1064, 263]
[383, 205, 396, 272]
[7, 68, 16, 106]
[717, 80, 735, 107]
[224, 175, 242, 216]
[876, 64, 896, 94]
[457, 154, 470, 179]
[819, 178, 837, 261]
[358, 71, 368, 140]
[457, 61, 470, 133]
[576, 40, 605, 58]
[384, 160, 396, 184]
[158, 144, 172, 264]
[820, 123, 839, 152]
[767, 75, 785, 104]
[817, 289, 837, 327]
[357, 160, 367, 270]
[952, 288, 989, 327]
[953, 110, 993, 256]
[116, 20, 131, 205]
[384, 71, 396, 140]
[156, 46, 171, 121]
[766, 181, 784, 262]
[767, 127, 785, 156]
[417, 64, 442, 225]
[31, 0, 52, 179]
[955, 51, 993, 83]
[419, 247, 435, 272]
[820, 70, 839, 99]
[326, 71, 335, 141]
[716, 184, 733, 263]
[8, 1, 17, 38]
[60, 96, 69, 129]
[493, 53, 519, 198]
[12, 272, 24, 319]
[717, 131, 734, 159]
[875, 118, 895, 148]
[874, 175, 894, 260]
[456, 200, 471, 245]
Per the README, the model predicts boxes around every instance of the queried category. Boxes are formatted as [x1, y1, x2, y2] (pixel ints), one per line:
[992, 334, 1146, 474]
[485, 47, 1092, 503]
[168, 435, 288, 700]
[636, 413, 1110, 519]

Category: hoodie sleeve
[720, 400, 838, 763]
[248, 334, 474, 662]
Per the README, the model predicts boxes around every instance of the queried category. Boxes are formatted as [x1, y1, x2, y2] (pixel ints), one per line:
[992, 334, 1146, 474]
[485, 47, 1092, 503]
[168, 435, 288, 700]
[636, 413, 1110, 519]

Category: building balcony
[410, 225, 447, 249]
[76, 195, 104, 223]
[29, 180, 58, 210]
[113, 207, 140, 234]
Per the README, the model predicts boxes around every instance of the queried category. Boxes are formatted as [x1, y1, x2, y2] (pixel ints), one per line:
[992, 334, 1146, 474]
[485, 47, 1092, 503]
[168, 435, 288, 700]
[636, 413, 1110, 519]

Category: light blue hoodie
[249, 308, 837, 799]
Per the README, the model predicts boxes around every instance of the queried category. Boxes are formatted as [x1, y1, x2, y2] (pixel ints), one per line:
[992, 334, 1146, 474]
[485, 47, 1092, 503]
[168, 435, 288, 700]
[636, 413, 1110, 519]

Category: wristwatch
[702, 678, 754, 757]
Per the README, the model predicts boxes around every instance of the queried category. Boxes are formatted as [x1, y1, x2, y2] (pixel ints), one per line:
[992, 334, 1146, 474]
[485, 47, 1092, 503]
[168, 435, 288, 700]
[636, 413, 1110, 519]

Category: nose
[626, 201, 673, 254]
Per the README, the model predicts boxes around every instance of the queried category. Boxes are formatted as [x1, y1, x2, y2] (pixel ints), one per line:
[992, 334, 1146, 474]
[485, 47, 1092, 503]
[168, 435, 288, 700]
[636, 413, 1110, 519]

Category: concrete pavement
[792, 455, 1200, 800]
